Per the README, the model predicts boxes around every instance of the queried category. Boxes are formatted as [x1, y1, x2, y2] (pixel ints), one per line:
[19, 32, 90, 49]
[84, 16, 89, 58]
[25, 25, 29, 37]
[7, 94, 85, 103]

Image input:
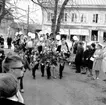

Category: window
[91, 30, 98, 41]
[64, 13, 67, 22]
[93, 14, 98, 23]
[47, 12, 51, 21]
[47, 12, 53, 22]
[103, 32, 106, 42]
[71, 13, 77, 22]
[81, 14, 86, 23]
[61, 13, 67, 22]
[79, 36, 85, 41]
[51, 13, 53, 20]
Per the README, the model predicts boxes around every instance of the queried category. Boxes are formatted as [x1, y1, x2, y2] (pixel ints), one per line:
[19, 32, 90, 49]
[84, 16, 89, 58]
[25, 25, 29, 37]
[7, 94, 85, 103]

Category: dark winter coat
[7, 37, 12, 45]
[0, 98, 25, 105]
[82, 49, 90, 67]
[87, 48, 96, 69]
[75, 46, 84, 65]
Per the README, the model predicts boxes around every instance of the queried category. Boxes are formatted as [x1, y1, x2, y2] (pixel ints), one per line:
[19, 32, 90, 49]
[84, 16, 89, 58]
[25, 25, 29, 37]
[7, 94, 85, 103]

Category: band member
[31, 60, 39, 79]
[46, 61, 51, 79]
[51, 56, 58, 79]
[59, 59, 65, 79]
[40, 60, 45, 77]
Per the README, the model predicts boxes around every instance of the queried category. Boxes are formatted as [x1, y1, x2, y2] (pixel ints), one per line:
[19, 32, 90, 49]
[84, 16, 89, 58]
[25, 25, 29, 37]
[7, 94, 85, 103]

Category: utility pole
[27, 5, 29, 35]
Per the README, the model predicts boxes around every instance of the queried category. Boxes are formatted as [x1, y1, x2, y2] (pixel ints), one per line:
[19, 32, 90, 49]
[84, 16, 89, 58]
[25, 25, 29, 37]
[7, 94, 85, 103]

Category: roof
[67, 0, 106, 6]
[42, 0, 106, 7]
[10, 22, 42, 32]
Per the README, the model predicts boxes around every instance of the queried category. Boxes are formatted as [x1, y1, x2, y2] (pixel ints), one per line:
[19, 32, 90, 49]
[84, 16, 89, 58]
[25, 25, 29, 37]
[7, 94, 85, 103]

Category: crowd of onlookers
[74, 40, 106, 80]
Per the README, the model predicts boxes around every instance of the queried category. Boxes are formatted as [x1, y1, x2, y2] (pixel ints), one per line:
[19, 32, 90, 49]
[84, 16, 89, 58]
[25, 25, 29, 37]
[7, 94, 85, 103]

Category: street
[1, 0, 106, 105]
[22, 63, 106, 105]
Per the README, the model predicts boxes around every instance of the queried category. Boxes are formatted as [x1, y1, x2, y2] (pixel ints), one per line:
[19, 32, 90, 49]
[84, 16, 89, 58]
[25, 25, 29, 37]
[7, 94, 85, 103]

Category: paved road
[22, 64, 106, 105]
[3, 47, 106, 105]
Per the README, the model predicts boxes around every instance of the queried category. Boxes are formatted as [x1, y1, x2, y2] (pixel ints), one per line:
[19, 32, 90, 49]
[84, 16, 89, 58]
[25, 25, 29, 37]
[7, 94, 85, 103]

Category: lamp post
[27, 5, 29, 36]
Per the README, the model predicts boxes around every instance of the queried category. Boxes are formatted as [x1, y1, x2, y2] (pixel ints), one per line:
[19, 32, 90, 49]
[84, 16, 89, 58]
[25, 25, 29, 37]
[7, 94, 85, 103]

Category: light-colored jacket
[92, 49, 102, 71]
[101, 51, 106, 73]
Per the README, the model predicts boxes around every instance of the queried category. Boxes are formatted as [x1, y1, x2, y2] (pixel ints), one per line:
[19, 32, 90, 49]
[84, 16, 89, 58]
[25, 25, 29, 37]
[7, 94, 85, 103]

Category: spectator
[0, 35, 4, 48]
[2, 52, 25, 93]
[7, 36, 12, 49]
[87, 43, 96, 77]
[101, 46, 106, 76]
[81, 45, 91, 74]
[0, 48, 5, 73]
[92, 44, 103, 79]
[75, 42, 84, 73]
[0, 73, 24, 105]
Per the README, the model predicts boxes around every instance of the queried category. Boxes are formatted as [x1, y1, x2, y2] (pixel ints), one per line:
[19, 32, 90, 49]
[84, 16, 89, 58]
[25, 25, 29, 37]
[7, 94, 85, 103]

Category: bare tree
[0, 0, 15, 24]
[31, 0, 69, 38]
[51, 0, 59, 36]
[0, 0, 6, 23]
[55, 0, 69, 34]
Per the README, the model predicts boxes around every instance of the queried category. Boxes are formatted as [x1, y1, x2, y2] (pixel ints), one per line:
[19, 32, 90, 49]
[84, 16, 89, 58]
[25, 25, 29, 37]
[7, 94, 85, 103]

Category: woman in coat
[92, 44, 103, 79]
[87, 43, 96, 77]
[82, 45, 91, 74]
[101, 47, 106, 74]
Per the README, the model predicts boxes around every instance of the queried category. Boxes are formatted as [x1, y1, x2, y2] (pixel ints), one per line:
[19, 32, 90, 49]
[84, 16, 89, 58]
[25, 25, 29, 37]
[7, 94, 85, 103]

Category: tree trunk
[55, 0, 69, 34]
[51, 0, 59, 38]
[0, 0, 6, 24]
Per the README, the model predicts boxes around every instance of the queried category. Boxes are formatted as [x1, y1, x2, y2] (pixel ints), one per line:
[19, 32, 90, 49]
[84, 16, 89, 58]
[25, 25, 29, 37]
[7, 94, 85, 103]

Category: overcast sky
[8, 0, 42, 24]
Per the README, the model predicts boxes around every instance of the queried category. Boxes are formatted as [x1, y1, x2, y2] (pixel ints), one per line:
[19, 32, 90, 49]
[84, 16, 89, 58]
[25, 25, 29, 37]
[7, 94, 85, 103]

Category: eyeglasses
[11, 66, 24, 71]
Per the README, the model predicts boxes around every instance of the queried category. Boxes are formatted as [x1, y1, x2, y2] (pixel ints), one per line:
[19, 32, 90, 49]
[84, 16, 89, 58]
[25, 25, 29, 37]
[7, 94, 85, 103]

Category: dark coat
[0, 98, 25, 105]
[0, 49, 5, 63]
[0, 49, 5, 73]
[75, 46, 84, 65]
[22, 56, 31, 70]
[82, 49, 90, 67]
[0, 37, 4, 45]
[87, 48, 96, 69]
[56, 45, 61, 52]
[7, 37, 12, 45]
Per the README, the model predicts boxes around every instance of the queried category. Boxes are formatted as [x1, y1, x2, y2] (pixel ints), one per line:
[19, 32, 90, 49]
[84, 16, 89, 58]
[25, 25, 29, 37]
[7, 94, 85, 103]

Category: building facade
[42, 0, 106, 43]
